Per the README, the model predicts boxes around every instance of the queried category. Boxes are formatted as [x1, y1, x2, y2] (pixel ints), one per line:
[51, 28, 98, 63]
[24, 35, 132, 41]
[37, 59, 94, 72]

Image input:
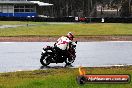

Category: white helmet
[66, 32, 74, 40]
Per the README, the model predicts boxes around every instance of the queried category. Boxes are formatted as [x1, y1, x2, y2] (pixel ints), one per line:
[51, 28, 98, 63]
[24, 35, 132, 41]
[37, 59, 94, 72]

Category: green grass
[0, 21, 132, 37]
[0, 21, 26, 25]
[0, 66, 132, 88]
[0, 21, 45, 25]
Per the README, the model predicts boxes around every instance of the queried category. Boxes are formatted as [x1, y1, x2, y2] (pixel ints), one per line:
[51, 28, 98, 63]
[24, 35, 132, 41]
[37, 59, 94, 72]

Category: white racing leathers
[56, 36, 72, 50]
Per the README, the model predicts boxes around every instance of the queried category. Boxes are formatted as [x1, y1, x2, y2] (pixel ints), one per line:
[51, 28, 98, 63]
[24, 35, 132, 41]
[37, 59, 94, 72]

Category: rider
[54, 32, 74, 51]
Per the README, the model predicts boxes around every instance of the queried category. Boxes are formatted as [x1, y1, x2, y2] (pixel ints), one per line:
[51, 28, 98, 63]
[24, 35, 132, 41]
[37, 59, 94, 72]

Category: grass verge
[0, 21, 132, 37]
[0, 66, 132, 88]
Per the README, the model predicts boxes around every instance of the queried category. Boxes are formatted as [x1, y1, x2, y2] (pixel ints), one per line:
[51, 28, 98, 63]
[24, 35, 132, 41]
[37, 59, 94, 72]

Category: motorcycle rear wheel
[40, 54, 51, 66]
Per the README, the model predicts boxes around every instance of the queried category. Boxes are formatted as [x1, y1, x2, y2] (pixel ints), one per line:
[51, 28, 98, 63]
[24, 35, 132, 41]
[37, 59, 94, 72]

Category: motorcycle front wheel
[40, 53, 51, 66]
[65, 57, 75, 65]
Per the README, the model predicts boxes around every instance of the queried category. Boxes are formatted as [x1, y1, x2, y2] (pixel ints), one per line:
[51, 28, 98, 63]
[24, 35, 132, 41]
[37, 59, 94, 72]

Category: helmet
[66, 32, 74, 40]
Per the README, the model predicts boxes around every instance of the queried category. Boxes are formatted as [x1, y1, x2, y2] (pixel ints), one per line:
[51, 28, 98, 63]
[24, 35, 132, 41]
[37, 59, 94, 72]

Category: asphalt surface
[0, 24, 37, 29]
[0, 41, 132, 73]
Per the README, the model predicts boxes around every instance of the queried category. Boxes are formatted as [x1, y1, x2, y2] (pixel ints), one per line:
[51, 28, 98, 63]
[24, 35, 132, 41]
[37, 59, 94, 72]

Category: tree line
[35, 0, 131, 17]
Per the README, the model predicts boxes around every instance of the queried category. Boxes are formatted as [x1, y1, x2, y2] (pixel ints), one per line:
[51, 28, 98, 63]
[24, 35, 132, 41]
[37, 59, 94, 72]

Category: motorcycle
[40, 41, 77, 66]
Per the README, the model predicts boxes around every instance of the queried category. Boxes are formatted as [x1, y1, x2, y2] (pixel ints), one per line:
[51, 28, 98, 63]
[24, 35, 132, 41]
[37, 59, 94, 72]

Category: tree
[120, 0, 130, 17]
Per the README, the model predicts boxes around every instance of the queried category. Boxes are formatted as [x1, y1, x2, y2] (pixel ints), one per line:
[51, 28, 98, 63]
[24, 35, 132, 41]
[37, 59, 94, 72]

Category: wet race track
[0, 41, 132, 73]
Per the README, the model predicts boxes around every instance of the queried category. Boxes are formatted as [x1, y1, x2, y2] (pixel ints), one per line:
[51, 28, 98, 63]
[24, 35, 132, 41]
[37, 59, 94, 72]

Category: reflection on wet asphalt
[39, 65, 73, 70]
[0, 41, 132, 73]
